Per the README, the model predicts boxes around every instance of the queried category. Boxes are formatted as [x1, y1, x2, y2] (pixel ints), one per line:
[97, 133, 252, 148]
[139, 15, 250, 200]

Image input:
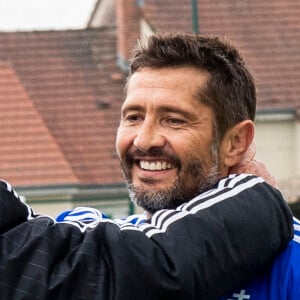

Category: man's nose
[133, 121, 166, 152]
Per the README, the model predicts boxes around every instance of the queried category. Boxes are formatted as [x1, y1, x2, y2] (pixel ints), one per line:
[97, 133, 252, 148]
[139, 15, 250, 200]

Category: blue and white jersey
[222, 217, 300, 300]
[55, 206, 148, 226]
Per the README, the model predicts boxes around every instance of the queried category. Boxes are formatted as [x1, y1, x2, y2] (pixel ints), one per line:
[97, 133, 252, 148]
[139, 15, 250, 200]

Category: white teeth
[140, 160, 173, 171]
[143, 161, 150, 170]
[156, 162, 162, 170]
[150, 162, 156, 170]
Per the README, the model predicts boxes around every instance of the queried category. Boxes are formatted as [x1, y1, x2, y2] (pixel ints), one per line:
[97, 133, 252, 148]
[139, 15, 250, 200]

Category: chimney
[116, 0, 140, 71]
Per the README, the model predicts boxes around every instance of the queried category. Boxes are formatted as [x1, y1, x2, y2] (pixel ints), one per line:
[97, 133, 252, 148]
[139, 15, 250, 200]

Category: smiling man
[0, 33, 297, 300]
[117, 67, 221, 213]
[115, 33, 300, 299]
[116, 35, 256, 215]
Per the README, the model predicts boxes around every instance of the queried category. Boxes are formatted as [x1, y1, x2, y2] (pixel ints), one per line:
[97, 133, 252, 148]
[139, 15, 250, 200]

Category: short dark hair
[129, 33, 256, 139]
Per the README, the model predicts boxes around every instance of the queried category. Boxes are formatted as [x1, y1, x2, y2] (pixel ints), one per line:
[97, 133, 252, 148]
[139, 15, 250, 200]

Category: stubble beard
[120, 142, 220, 215]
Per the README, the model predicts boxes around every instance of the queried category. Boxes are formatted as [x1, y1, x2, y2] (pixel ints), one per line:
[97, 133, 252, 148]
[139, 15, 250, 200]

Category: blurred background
[0, 0, 299, 218]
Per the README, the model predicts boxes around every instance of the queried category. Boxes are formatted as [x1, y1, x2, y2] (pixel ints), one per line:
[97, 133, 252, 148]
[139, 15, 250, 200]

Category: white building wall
[254, 113, 297, 182]
[296, 121, 300, 177]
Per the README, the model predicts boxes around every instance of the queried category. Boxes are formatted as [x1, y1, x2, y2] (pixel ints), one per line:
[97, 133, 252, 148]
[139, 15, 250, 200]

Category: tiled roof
[141, 0, 193, 33]
[141, 0, 300, 112]
[0, 61, 79, 186]
[0, 28, 125, 187]
[1, 1, 299, 188]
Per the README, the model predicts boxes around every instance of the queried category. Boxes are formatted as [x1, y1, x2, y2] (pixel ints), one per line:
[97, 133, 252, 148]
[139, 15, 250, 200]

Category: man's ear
[220, 120, 255, 168]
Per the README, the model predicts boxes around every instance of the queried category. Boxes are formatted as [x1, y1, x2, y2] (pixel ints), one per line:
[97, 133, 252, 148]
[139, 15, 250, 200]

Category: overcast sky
[0, 0, 97, 31]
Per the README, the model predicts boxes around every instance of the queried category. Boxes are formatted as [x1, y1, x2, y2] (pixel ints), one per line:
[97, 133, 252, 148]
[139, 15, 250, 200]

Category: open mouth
[139, 160, 174, 171]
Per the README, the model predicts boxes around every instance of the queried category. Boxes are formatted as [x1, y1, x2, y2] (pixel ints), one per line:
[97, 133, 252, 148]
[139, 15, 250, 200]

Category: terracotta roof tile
[0, 61, 80, 186]
[1, 1, 299, 188]
[141, 0, 193, 33]
[0, 28, 125, 187]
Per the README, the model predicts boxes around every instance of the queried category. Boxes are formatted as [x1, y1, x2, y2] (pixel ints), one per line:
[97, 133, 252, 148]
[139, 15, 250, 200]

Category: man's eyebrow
[158, 105, 198, 119]
[121, 103, 199, 118]
[121, 104, 144, 116]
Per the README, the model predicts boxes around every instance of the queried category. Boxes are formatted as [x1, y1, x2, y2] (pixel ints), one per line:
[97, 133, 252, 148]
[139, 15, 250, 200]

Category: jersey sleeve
[0, 175, 293, 299]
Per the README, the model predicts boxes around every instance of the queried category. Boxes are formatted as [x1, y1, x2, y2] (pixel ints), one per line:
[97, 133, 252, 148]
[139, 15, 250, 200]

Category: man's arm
[0, 176, 293, 299]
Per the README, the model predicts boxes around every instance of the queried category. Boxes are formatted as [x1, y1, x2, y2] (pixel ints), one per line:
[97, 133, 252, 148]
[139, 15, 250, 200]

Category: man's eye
[166, 117, 186, 125]
[124, 114, 143, 123]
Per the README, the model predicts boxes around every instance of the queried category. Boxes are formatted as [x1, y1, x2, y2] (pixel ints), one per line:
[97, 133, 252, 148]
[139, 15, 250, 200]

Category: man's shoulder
[268, 217, 300, 272]
[281, 217, 300, 258]
[221, 217, 300, 300]
[292, 216, 300, 245]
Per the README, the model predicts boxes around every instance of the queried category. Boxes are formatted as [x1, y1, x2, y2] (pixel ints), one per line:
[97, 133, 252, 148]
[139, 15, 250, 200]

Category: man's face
[116, 67, 225, 214]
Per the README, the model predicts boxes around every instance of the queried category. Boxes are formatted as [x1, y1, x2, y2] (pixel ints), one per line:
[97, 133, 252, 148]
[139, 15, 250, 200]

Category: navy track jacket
[0, 175, 294, 299]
